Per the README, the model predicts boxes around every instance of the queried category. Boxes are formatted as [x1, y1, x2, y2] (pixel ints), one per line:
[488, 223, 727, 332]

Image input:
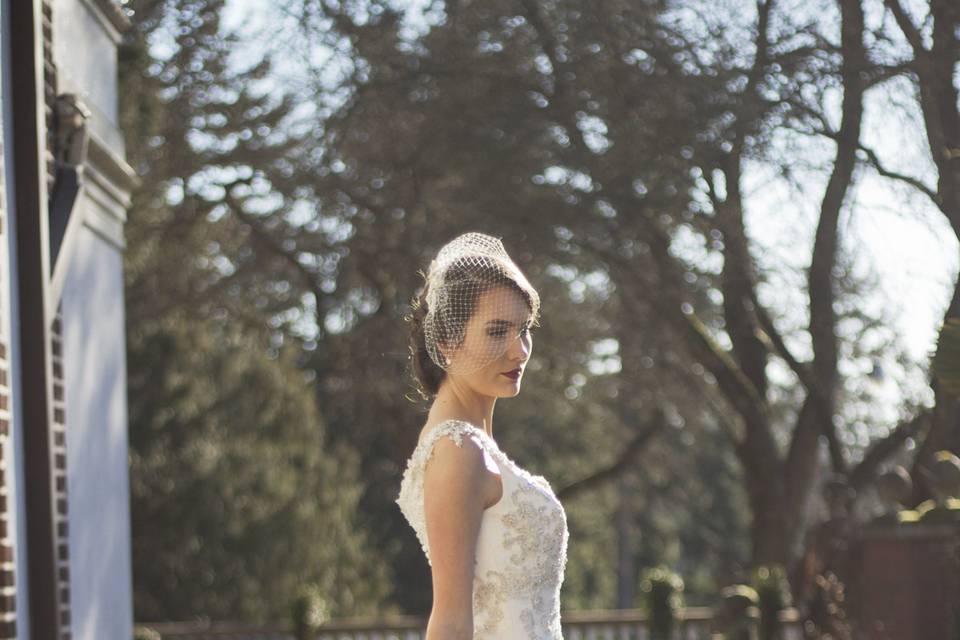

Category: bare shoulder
[416, 425, 483, 504]
[416, 419, 502, 512]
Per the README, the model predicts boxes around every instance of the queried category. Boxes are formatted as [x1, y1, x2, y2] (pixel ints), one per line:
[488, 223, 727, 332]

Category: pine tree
[120, 0, 387, 621]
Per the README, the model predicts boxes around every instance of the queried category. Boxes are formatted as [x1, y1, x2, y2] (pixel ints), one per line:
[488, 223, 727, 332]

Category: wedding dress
[396, 420, 569, 639]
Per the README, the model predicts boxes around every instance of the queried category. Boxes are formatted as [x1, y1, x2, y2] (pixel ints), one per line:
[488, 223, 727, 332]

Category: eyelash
[488, 325, 534, 339]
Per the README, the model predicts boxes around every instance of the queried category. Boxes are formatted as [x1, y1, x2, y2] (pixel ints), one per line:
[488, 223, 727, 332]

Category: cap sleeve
[395, 420, 489, 565]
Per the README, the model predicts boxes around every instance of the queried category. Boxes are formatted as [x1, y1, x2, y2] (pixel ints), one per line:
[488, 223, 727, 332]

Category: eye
[487, 328, 508, 338]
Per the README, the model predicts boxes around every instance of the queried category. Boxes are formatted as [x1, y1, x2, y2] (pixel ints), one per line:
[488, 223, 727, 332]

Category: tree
[272, 0, 942, 589]
[268, 0, 759, 609]
[127, 312, 384, 621]
[120, 0, 386, 620]
[119, 0, 954, 613]
[863, 0, 959, 501]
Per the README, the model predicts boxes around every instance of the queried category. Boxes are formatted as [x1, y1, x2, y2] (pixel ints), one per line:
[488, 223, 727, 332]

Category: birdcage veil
[421, 232, 540, 376]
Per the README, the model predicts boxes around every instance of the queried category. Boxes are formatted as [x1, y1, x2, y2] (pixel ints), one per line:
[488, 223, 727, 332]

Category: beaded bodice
[396, 420, 568, 639]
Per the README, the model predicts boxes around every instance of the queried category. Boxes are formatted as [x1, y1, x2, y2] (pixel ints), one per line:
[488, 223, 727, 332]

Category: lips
[501, 368, 522, 380]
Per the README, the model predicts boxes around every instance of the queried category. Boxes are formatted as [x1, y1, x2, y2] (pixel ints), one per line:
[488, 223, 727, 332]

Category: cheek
[463, 332, 491, 356]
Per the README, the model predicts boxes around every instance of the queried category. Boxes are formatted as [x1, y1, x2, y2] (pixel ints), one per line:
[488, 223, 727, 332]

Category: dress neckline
[405, 419, 561, 505]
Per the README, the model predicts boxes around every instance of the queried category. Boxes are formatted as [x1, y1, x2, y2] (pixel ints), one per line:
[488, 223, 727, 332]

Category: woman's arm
[422, 436, 487, 640]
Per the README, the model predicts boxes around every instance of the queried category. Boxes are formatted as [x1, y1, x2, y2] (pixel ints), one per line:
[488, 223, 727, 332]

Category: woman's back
[397, 420, 568, 639]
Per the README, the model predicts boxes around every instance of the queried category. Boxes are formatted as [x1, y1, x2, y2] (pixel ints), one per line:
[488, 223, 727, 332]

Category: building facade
[3, 0, 135, 638]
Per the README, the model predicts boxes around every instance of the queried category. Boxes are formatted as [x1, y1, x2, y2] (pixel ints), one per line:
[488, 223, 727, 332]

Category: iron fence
[139, 606, 803, 640]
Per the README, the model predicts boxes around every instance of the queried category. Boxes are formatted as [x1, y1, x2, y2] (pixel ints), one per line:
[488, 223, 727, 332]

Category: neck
[431, 379, 496, 438]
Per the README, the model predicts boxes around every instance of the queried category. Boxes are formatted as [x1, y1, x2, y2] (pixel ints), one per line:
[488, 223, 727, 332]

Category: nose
[508, 329, 531, 363]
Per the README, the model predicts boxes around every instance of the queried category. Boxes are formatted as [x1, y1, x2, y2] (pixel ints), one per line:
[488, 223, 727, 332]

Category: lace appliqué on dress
[396, 420, 568, 639]
[473, 481, 567, 639]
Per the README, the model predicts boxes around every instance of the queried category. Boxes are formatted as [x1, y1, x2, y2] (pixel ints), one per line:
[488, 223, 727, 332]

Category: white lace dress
[396, 420, 569, 639]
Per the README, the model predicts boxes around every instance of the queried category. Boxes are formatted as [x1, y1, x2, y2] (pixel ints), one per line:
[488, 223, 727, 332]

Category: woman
[396, 232, 568, 640]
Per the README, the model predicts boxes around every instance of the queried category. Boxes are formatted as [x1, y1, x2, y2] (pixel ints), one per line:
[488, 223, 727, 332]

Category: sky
[218, 0, 958, 402]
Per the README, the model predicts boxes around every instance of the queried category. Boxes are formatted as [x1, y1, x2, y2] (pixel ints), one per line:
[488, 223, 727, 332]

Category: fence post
[639, 566, 685, 640]
[712, 585, 759, 640]
[750, 564, 791, 640]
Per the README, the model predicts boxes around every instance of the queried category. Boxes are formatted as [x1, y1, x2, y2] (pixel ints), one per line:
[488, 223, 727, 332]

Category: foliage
[133, 627, 162, 640]
[932, 317, 960, 395]
[121, 0, 386, 621]
[118, 0, 957, 618]
[802, 572, 852, 640]
[291, 583, 331, 640]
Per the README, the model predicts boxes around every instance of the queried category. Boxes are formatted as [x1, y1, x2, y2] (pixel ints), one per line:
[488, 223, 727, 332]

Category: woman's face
[446, 285, 534, 398]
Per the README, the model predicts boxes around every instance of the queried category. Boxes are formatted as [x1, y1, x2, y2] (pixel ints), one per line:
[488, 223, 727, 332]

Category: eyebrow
[485, 319, 531, 328]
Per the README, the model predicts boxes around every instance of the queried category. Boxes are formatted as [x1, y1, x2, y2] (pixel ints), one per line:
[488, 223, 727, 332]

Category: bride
[396, 232, 568, 639]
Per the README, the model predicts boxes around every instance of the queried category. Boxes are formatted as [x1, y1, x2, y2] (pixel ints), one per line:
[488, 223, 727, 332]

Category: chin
[497, 381, 523, 398]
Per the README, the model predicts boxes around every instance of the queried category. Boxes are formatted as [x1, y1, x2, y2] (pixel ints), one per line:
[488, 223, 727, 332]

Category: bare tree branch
[857, 142, 941, 205]
[849, 410, 931, 492]
[882, 0, 928, 56]
[557, 409, 667, 500]
[862, 62, 912, 89]
[224, 180, 329, 316]
[588, 233, 778, 465]
[747, 285, 816, 388]
[788, 0, 868, 487]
